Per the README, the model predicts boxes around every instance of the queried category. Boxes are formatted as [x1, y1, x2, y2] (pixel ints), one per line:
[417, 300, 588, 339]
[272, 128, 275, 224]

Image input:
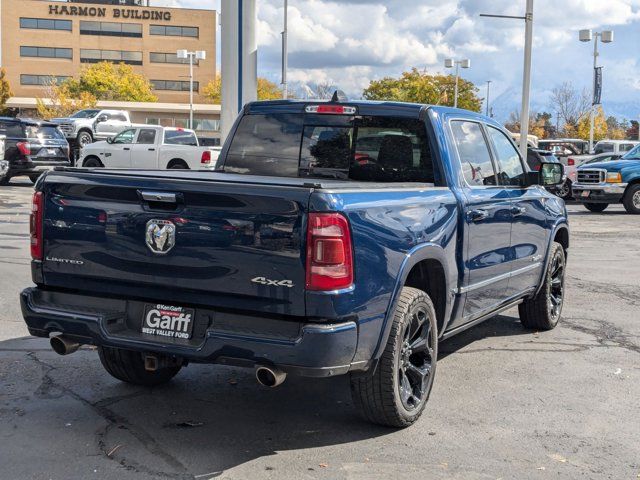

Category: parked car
[21, 100, 569, 428]
[0, 117, 70, 185]
[573, 144, 640, 214]
[593, 140, 639, 155]
[78, 126, 219, 170]
[50, 109, 132, 148]
[538, 139, 591, 163]
[527, 148, 569, 198]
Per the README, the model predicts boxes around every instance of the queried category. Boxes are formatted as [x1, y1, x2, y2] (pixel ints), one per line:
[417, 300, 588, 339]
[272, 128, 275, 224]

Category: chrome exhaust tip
[255, 366, 287, 388]
[50, 336, 81, 356]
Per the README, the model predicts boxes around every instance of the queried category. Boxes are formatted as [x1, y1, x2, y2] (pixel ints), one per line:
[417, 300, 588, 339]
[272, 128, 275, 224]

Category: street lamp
[177, 49, 207, 130]
[579, 29, 614, 153]
[480, 0, 534, 159]
[444, 58, 471, 108]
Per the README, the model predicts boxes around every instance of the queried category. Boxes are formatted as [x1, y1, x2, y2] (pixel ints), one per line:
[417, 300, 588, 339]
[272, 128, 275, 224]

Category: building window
[21, 74, 70, 86]
[149, 25, 199, 37]
[80, 49, 143, 65]
[151, 80, 200, 92]
[80, 21, 142, 38]
[21, 46, 73, 59]
[149, 52, 199, 66]
[20, 18, 72, 31]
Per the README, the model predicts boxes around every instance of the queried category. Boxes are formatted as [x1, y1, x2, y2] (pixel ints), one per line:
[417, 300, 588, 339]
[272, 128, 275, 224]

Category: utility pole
[281, 0, 288, 99]
[480, 0, 535, 159]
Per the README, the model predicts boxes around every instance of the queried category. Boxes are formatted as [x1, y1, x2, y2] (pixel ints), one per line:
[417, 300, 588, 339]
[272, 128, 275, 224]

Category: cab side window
[451, 120, 498, 187]
[112, 129, 135, 144]
[488, 127, 526, 187]
[136, 129, 156, 145]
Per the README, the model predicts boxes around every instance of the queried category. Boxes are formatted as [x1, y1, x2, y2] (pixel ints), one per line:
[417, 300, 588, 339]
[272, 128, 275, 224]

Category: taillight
[306, 213, 353, 291]
[305, 105, 357, 115]
[30, 192, 44, 260]
[567, 158, 575, 166]
[17, 142, 31, 156]
[201, 150, 212, 164]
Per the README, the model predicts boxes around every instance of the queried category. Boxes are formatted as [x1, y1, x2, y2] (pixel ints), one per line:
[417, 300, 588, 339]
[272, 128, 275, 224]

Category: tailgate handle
[141, 191, 178, 204]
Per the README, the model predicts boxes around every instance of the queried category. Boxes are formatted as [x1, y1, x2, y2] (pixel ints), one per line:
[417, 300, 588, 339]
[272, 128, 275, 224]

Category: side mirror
[106, 137, 114, 144]
[539, 162, 564, 186]
[97, 115, 108, 123]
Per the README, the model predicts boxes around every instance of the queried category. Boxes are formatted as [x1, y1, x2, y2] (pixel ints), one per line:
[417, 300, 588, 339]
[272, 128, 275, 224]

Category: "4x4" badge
[251, 277, 295, 288]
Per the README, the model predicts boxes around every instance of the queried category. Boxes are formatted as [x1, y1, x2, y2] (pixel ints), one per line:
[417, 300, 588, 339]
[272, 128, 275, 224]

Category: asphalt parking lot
[1, 179, 638, 480]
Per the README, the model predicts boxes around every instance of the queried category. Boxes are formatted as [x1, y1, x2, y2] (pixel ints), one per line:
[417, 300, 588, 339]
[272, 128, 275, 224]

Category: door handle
[511, 206, 527, 216]
[124, 147, 131, 151]
[469, 209, 490, 222]
[148, 148, 156, 151]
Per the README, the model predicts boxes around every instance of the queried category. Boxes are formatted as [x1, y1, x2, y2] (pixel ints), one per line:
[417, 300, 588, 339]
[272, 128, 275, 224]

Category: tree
[606, 116, 627, 140]
[363, 68, 482, 112]
[549, 82, 591, 134]
[577, 106, 607, 141]
[504, 110, 551, 139]
[627, 121, 639, 141]
[0, 68, 12, 115]
[203, 75, 221, 104]
[257, 77, 283, 100]
[36, 79, 97, 119]
[65, 62, 157, 102]
[314, 81, 337, 100]
[203, 76, 283, 104]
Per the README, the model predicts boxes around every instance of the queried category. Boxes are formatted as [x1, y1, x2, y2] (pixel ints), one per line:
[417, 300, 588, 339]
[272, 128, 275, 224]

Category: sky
[155, 0, 640, 121]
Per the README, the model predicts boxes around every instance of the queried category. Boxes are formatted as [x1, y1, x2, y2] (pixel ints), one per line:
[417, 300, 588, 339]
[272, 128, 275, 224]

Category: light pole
[281, 0, 288, 99]
[177, 49, 207, 130]
[444, 58, 471, 108]
[485, 80, 492, 117]
[480, 0, 534, 159]
[579, 29, 614, 153]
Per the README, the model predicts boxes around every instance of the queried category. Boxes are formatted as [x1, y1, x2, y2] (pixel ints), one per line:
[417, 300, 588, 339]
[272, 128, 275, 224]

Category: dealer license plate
[581, 191, 590, 198]
[38, 148, 59, 157]
[141, 304, 195, 340]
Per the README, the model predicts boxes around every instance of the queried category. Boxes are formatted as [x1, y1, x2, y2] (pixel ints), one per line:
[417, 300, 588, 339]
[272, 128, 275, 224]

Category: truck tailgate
[40, 171, 312, 317]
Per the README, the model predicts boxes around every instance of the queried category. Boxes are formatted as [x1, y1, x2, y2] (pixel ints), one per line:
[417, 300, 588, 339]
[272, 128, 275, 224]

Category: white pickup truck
[79, 126, 220, 170]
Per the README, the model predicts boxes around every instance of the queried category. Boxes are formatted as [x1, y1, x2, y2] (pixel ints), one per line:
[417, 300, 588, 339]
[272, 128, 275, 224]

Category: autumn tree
[203, 76, 283, 104]
[504, 110, 552, 139]
[0, 68, 13, 115]
[363, 68, 482, 112]
[36, 79, 97, 119]
[577, 106, 607, 141]
[65, 62, 157, 102]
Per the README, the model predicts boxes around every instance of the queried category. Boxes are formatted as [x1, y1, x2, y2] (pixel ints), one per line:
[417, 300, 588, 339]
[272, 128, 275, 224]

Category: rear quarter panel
[308, 187, 459, 364]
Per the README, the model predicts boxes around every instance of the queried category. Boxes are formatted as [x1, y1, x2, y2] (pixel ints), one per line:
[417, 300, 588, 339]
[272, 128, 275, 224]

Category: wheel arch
[371, 244, 454, 362]
[534, 222, 569, 296]
[167, 158, 190, 169]
[82, 155, 103, 167]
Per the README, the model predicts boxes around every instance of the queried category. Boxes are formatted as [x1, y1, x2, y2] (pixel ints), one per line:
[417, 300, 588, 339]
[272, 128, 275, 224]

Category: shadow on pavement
[0, 315, 528, 478]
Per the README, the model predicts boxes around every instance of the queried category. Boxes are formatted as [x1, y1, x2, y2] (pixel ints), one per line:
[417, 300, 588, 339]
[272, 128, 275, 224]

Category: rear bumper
[20, 287, 362, 378]
[9, 160, 71, 176]
[572, 182, 626, 204]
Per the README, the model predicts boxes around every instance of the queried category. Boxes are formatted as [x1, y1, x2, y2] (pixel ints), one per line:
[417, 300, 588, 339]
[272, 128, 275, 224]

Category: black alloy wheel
[398, 305, 435, 412]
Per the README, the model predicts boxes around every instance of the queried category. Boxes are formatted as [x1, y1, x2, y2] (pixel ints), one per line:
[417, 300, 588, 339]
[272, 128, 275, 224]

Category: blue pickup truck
[573, 145, 640, 213]
[21, 100, 568, 427]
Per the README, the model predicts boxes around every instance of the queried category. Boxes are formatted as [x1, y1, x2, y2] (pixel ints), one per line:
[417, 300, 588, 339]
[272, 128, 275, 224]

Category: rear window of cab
[223, 113, 437, 183]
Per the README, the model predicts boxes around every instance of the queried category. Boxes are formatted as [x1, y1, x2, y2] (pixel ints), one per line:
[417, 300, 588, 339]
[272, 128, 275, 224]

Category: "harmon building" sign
[48, 4, 172, 21]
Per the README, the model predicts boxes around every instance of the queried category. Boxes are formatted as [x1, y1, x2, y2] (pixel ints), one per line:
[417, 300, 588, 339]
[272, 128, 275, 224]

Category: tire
[622, 184, 640, 214]
[584, 203, 608, 213]
[557, 180, 572, 200]
[83, 157, 103, 168]
[98, 346, 182, 387]
[350, 287, 438, 428]
[0, 175, 9, 186]
[77, 131, 93, 148]
[519, 242, 566, 331]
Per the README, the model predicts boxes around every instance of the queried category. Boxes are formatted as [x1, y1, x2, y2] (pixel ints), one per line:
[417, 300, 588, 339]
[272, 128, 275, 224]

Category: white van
[594, 140, 639, 155]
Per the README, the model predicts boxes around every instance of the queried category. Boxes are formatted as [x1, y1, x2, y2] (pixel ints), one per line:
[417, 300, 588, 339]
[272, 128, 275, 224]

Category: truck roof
[245, 99, 494, 124]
